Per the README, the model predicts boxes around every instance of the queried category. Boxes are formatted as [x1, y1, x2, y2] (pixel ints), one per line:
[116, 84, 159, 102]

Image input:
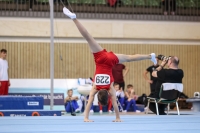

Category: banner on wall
[8, 93, 65, 105]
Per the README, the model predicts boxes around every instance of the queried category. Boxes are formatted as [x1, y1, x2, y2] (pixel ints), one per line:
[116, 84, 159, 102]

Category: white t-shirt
[0, 58, 9, 81]
[116, 91, 125, 98]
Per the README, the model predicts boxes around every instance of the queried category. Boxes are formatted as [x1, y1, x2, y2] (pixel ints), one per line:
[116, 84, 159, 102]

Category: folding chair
[146, 83, 183, 115]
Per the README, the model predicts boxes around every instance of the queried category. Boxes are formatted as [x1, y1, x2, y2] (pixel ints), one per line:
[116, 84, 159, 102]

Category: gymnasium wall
[1, 42, 199, 97]
[0, 17, 200, 97]
[0, 18, 200, 40]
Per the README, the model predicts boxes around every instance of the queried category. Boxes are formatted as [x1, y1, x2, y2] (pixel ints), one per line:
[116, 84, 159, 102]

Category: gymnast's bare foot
[84, 118, 94, 122]
[112, 118, 122, 122]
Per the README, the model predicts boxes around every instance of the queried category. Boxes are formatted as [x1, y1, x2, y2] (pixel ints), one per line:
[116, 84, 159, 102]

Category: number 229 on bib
[95, 74, 110, 85]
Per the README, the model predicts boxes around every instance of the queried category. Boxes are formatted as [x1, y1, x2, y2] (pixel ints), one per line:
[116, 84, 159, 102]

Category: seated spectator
[162, 0, 176, 15]
[149, 56, 183, 115]
[126, 84, 139, 100]
[114, 83, 125, 112]
[124, 84, 140, 113]
[64, 89, 80, 113]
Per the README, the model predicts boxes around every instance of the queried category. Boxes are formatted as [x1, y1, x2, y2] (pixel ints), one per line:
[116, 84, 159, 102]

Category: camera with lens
[157, 55, 171, 61]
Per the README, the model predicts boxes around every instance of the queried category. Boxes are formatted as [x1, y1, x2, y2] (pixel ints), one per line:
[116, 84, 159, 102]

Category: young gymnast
[63, 7, 157, 122]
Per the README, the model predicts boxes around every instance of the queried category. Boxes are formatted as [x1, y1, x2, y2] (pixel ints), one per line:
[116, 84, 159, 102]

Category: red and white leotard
[93, 49, 119, 90]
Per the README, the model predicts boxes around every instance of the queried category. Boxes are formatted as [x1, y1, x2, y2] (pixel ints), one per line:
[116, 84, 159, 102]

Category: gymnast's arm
[84, 85, 98, 122]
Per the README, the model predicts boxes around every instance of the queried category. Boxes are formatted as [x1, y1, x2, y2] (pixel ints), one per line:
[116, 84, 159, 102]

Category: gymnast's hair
[97, 89, 108, 106]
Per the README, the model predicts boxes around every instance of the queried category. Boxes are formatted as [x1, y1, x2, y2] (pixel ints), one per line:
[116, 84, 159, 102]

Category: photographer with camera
[148, 55, 184, 115]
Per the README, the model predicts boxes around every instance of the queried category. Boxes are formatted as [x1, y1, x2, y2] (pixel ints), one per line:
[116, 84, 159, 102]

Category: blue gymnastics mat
[0, 110, 61, 116]
[0, 114, 200, 133]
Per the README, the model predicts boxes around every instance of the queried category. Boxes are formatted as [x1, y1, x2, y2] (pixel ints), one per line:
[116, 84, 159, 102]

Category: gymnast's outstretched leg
[63, 7, 103, 53]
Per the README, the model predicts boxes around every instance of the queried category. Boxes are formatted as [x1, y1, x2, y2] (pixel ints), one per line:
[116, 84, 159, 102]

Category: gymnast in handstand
[63, 7, 157, 122]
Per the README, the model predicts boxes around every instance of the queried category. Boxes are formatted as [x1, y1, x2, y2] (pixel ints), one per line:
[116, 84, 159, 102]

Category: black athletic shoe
[71, 112, 76, 116]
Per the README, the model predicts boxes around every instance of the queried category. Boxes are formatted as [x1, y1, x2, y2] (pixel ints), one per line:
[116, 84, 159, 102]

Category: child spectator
[114, 83, 125, 112]
[124, 84, 141, 113]
[64, 89, 81, 113]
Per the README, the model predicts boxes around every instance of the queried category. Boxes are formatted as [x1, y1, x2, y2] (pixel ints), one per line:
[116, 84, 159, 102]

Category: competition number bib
[95, 74, 110, 85]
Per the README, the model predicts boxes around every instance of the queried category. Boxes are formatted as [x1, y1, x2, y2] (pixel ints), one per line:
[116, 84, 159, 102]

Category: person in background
[124, 84, 140, 113]
[143, 57, 159, 93]
[112, 63, 129, 91]
[64, 89, 81, 113]
[0, 49, 10, 95]
[114, 83, 125, 112]
[162, 0, 176, 15]
[150, 56, 183, 115]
